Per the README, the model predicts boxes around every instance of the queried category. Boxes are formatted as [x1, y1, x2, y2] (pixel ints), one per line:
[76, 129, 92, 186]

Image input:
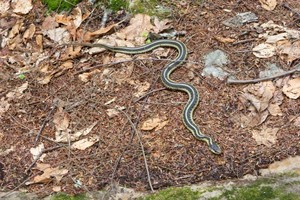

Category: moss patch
[42, 0, 81, 12]
[50, 193, 87, 200]
[211, 178, 300, 200]
[141, 187, 200, 200]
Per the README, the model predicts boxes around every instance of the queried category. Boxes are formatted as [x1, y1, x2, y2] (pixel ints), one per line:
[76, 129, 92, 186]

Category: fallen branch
[34, 99, 58, 145]
[227, 64, 300, 84]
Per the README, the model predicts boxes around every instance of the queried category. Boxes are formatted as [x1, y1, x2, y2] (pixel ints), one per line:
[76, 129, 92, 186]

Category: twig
[282, 3, 300, 18]
[233, 38, 256, 45]
[25, 145, 62, 174]
[119, 110, 154, 192]
[227, 64, 300, 84]
[110, 76, 161, 184]
[34, 100, 58, 145]
[133, 88, 166, 103]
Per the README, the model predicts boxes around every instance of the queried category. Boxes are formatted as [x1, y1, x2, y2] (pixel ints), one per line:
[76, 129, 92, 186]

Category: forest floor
[0, 0, 299, 198]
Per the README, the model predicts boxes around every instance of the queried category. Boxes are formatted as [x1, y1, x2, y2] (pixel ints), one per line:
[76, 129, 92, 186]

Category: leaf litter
[0, 0, 299, 197]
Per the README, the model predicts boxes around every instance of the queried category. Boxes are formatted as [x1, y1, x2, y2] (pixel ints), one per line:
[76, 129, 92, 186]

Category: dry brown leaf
[294, 116, 300, 127]
[0, 132, 3, 142]
[53, 109, 70, 131]
[214, 36, 235, 43]
[26, 163, 68, 185]
[106, 108, 120, 118]
[30, 143, 46, 161]
[12, 0, 33, 14]
[120, 14, 154, 44]
[8, 21, 23, 39]
[282, 78, 300, 99]
[37, 74, 53, 85]
[52, 186, 61, 192]
[80, 23, 119, 42]
[0, 97, 10, 116]
[252, 126, 278, 147]
[23, 24, 36, 41]
[268, 103, 282, 116]
[242, 81, 275, 112]
[72, 121, 97, 140]
[0, 0, 10, 14]
[277, 40, 300, 63]
[141, 117, 168, 131]
[240, 110, 269, 128]
[259, 0, 277, 10]
[153, 17, 171, 33]
[253, 43, 276, 58]
[71, 135, 99, 150]
[133, 81, 150, 97]
[43, 27, 70, 44]
[36, 34, 43, 51]
[42, 16, 58, 31]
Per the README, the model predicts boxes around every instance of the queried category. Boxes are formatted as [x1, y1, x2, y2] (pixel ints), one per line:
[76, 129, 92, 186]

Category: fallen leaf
[8, 21, 23, 39]
[252, 126, 278, 147]
[0, 0, 10, 14]
[0, 132, 3, 142]
[268, 103, 282, 116]
[277, 40, 300, 63]
[71, 135, 99, 150]
[72, 121, 97, 140]
[52, 186, 61, 192]
[42, 16, 58, 31]
[282, 78, 300, 99]
[242, 81, 275, 112]
[214, 36, 235, 43]
[141, 117, 168, 131]
[106, 108, 120, 118]
[259, 0, 277, 11]
[78, 70, 100, 82]
[37, 74, 53, 85]
[120, 14, 154, 44]
[23, 24, 36, 41]
[30, 143, 45, 161]
[79, 22, 119, 42]
[0, 97, 10, 116]
[53, 109, 70, 131]
[153, 17, 171, 33]
[12, 0, 33, 14]
[43, 27, 70, 44]
[294, 116, 300, 127]
[240, 110, 269, 128]
[133, 81, 150, 97]
[253, 43, 276, 58]
[104, 97, 116, 105]
[26, 163, 68, 185]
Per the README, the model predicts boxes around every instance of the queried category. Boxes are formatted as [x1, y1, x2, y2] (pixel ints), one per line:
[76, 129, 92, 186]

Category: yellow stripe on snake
[69, 39, 222, 154]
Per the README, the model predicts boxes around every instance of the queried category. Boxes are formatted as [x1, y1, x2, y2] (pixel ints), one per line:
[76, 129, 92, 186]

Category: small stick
[25, 145, 62, 174]
[34, 100, 58, 145]
[227, 65, 300, 84]
[119, 109, 154, 192]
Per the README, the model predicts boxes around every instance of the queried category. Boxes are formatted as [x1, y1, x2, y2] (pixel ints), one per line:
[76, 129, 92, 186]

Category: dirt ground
[0, 0, 300, 197]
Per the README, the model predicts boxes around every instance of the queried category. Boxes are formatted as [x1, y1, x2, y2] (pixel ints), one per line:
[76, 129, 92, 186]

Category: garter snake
[69, 39, 222, 154]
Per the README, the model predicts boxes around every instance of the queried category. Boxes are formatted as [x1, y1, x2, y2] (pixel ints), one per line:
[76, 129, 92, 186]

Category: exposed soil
[0, 0, 299, 197]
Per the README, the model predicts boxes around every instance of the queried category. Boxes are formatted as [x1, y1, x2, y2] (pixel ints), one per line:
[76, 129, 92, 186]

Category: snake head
[209, 141, 222, 154]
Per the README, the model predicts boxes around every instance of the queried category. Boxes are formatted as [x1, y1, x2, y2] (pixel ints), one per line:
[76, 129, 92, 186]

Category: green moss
[210, 178, 300, 200]
[141, 187, 200, 200]
[129, 0, 171, 18]
[42, 0, 81, 12]
[50, 193, 87, 200]
[108, 0, 129, 11]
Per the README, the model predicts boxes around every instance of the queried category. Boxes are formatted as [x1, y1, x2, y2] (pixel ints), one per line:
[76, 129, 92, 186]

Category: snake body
[71, 39, 221, 154]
